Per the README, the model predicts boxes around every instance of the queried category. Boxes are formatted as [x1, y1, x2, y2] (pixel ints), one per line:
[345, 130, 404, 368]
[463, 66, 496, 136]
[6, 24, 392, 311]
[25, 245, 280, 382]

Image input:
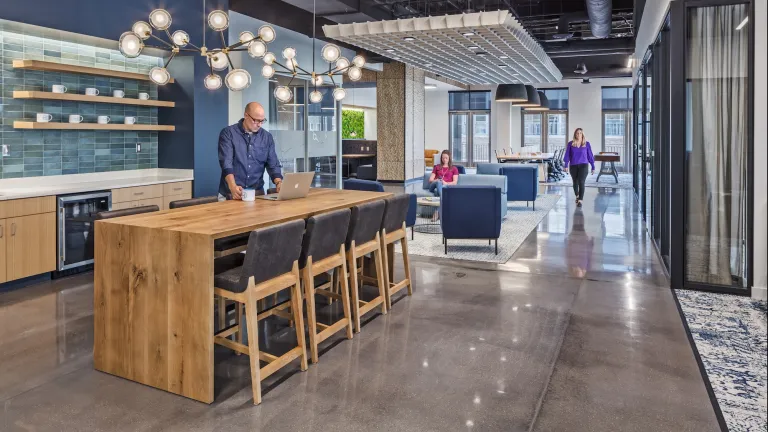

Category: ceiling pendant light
[347, 66, 362, 81]
[352, 55, 366, 68]
[321, 44, 341, 62]
[333, 87, 347, 101]
[263, 52, 276, 65]
[204, 74, 222, 90]
[523, 91, 549, 111]
[274, 86, 293, 103]
[511, 85, 541, 107]
[261, 64, 275, 78]
[117, 8, 277, 91]
[309, 90, 324, 104]
[335, 57, 350, 70]
[282, 47, 297, 60]
[495, 83, 528, 102]
[225, 69, 251, 91]
[312, 75, 325, 86]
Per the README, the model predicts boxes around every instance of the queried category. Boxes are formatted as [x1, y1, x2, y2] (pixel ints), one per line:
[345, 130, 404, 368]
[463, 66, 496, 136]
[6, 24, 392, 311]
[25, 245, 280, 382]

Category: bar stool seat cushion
[168, 196, 217, 209]
[213, 253, 245, 291]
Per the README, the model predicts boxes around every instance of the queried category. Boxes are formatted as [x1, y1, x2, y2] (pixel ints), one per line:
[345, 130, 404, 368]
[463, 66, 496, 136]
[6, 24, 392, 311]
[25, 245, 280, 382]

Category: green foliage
[342, 109, 365, 139]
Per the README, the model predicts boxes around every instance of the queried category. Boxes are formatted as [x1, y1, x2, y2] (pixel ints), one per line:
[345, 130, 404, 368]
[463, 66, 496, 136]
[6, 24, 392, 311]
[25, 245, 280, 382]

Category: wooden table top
[98, 188, 392, 239]
[594, 154, 620, 162]
[497, 153, 555, 161]
[341, 153, 376, 159]
[416, 197, 440, 207]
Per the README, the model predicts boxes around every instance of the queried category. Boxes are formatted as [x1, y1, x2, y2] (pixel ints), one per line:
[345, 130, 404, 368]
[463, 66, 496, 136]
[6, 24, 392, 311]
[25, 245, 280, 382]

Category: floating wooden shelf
[13, 122, 175, 131]
[13, 91, 175, 108]
[12, 60, 175, 83]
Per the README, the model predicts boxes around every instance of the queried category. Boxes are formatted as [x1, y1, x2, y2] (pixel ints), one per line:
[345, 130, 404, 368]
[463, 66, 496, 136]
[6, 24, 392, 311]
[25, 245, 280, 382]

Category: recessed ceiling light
[403, 36, 415, 41]
[499, 55, 509, 59]
[463, 31, 475, 36]
[425, 84, 437, 90]
[424, 63, 433, 67]
[385, 48, 396, 52]
[468, 46, 479, 50]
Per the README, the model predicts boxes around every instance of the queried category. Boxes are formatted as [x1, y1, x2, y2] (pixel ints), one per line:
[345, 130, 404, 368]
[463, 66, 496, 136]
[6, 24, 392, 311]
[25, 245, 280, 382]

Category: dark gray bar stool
[212, 219, 307, 405]
[380, 194, 413, 310]
[168, 196, 217, 209]
[168, 196, 249, 258]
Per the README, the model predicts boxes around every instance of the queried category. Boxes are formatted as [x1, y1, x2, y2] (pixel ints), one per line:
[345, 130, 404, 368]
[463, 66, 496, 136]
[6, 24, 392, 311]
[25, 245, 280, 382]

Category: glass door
[450, 111, 490, 167]
[450, 112, 469, 165]
[471, 112, 490, 165]
[645, 55, 654, 230]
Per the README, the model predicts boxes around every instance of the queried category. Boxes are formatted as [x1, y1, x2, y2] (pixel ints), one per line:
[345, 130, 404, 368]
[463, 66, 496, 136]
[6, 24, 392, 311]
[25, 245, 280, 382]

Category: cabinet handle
[173, 187, 182, 191]
[134, 192, 144, 196]
[11, 223, 16, 236]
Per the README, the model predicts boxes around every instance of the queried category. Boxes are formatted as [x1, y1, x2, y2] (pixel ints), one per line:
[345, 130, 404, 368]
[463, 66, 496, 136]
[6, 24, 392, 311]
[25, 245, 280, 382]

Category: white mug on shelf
[112, 90, 125, 98]
[52, 84, 67, 94]
[69, 115, 84, 124]
[36, 113, 53, 123]
[124, 116, 137, 125]
[138, 92, 150, 100]
[97, 116, 111, 124]
[85, 87, 99, 96]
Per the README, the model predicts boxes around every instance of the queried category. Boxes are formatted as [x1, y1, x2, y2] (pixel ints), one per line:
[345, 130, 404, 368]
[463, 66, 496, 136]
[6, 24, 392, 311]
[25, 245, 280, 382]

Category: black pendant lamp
[495, 83, 528, 102]
[512, 85, 541, 107]
[524, 91, 549, 111]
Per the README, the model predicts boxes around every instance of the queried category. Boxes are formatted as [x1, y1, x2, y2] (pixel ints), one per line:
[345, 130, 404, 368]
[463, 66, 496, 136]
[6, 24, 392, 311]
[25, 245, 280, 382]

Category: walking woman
[563, 128, 595, 207]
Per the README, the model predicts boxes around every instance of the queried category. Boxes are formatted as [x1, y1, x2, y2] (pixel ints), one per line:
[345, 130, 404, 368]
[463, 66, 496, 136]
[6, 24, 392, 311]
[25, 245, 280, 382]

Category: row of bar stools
[212, 220, 309, 405]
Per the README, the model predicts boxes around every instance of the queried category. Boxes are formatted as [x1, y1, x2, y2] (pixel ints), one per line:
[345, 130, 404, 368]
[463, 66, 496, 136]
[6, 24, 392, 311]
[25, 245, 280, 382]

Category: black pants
[569, 163, 589, 200]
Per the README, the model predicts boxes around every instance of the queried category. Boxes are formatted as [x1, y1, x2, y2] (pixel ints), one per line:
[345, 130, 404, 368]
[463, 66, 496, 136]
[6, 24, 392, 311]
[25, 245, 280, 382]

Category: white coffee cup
[113, 90, 125, 98]
[37, 113, 53, 122]
[124, 116, 137, 125]
[69, 115, 84, 123]
[97, 116, 111, 124]
[242, 188, 256, 202]
[52, 84, 67, 94]
[138, 92, 150, 100]
[85, 87, 99, 96]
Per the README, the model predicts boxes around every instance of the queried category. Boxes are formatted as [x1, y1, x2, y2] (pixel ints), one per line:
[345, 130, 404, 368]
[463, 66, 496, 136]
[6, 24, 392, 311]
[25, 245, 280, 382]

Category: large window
[602, 87, 633, 172]
[521, 89, 568, 153]
[449, 91, 491, 166]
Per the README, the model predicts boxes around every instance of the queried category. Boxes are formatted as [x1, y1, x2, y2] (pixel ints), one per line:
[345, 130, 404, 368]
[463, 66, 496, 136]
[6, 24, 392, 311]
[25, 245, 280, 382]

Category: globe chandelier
[117, 2, 277, 91]
[264, 0, 365, 104]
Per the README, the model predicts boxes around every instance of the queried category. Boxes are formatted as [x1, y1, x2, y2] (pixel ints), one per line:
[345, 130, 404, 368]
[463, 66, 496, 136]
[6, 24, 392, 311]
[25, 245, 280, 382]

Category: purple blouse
[563, 141, 595, 170]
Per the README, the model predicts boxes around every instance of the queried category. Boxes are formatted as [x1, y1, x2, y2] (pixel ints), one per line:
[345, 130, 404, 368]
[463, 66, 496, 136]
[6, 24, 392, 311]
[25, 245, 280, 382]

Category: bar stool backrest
[169, 196, 218, 209]
[94, 205, 160, 220]
[300, 209, 351, 267]
[346, 200, 386, 248]
[234, 219, 306, 292]
[381, 194, 410, 234]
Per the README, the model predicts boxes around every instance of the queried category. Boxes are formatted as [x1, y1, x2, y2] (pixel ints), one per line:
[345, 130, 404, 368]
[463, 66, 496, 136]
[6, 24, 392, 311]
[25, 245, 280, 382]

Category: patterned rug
[543, 172, 634, 189]
[397, 194, 561, 264]
[675, 290, 768, 432]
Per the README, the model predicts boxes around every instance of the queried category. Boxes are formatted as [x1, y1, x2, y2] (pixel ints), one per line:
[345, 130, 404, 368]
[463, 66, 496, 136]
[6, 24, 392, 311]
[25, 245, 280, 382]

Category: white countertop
[0, 169, 194, 201]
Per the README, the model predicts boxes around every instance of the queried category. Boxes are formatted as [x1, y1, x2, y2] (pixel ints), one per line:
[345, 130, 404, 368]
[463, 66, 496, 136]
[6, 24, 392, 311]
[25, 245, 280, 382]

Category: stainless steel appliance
[57, 192, 111, 271]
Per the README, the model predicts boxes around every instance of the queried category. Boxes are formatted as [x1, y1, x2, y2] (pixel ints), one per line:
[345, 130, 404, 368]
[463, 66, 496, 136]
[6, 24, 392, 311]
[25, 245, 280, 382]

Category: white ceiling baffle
[322, 10, 563, 85]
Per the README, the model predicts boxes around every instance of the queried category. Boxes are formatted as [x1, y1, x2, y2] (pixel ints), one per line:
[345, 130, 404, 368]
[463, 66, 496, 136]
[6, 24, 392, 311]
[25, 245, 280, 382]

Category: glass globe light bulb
[347, 66, 362, 81]
[248, 41, 267, 58]
[312, 75, 324, 87]
[239, 31, 255, 44]
[274, 86, 293, 103]
[225, 69, 251, 91]
[149, 9, 172, 31]
[207, 10, 229, 31]
[261, 65, 275, 78]
[119, 32, 143, 58]
[321, 44, 341, 62]
[333, 87, 347, 101]
[287, 58, 299, 71]
[282, 47, 296, 60]
[352, 55, 366, 68]
[309, 90, 324, 104]
[149, 67, 171, 85]
[335, 57, 350, 70]
[258, 25, 276, 43]
[171, 30, 189, 47]
[204, 74, 222, 90]
[208, 54, 229, 71]
[263, 52, 276, 65]
[132, 21, 152, 40]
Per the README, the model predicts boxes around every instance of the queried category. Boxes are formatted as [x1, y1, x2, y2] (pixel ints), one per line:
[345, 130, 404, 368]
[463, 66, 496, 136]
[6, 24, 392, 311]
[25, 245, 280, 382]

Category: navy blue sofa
[440, 185, 502, 254]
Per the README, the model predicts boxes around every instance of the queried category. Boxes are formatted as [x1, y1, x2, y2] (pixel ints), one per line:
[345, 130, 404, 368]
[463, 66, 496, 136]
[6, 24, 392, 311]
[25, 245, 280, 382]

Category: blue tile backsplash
[0, 27, 164, 178]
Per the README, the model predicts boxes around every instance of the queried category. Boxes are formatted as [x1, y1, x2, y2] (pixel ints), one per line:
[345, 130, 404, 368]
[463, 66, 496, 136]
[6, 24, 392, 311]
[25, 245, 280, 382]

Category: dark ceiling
[231, 0, 636, 79]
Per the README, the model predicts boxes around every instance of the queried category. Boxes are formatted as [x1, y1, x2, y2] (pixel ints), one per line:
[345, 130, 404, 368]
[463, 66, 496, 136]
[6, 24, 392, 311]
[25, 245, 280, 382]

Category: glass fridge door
[58, 193, 111, 270]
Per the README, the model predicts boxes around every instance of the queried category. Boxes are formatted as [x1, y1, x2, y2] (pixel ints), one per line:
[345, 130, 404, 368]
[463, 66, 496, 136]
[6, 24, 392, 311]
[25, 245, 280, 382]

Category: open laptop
[257, 172, 316, 201]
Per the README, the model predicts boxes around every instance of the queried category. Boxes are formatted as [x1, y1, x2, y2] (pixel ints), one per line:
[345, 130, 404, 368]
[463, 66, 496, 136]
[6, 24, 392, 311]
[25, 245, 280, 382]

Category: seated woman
[429, 150, 459, 197]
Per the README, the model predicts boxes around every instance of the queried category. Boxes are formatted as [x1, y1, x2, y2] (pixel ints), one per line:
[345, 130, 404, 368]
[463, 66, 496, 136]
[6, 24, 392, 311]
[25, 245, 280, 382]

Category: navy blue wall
[1, 0, 229, 197]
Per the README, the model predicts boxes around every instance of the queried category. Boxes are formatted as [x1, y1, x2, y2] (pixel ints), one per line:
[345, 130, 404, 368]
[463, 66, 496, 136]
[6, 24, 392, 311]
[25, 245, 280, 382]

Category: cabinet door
[7, 213, 56, 280]
[0, 219, 6, 283]
[138, 198, 163, 209]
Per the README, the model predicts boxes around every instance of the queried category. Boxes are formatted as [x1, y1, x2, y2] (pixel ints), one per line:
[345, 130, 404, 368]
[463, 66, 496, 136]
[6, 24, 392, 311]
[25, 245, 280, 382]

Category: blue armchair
[343, 178, 384, 192]
[441, 185, 502, 255]
[476, 163, 538, 210]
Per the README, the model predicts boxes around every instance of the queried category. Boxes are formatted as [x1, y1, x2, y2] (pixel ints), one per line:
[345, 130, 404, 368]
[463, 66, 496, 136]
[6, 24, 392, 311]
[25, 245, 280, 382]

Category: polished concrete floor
[0, 186, 720, 431]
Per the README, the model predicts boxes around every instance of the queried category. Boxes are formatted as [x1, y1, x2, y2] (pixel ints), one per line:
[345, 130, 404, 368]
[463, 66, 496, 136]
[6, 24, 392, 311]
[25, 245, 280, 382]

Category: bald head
[243, 102, 266, 133]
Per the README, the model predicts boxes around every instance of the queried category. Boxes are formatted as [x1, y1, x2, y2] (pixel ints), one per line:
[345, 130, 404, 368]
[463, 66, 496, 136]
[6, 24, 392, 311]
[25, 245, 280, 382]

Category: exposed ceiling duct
[586, 0, 613, 38]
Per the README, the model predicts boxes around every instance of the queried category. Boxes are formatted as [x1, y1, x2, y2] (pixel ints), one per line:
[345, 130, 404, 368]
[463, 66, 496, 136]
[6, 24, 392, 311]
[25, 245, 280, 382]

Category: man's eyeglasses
[246, 112, 268, 125]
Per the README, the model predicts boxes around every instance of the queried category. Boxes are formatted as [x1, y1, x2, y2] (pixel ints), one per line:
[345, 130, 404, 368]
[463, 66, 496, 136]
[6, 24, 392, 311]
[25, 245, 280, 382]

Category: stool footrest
[261, 346, 304, 380]
[215, 335, 249, 355]
[317, 318, 351, 343]
[358, 297, 384, 316]
[315, 288, 342, 301]
[215, 324, 240, 339]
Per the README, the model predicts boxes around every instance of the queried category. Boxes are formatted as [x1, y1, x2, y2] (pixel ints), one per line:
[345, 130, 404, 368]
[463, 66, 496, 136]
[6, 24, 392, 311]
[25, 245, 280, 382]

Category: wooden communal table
[93, 188, 392, 403]
[594, 153, 620, 183]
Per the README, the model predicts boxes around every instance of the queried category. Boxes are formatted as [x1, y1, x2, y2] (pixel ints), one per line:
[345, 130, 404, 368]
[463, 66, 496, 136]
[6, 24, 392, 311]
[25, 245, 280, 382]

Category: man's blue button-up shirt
[218, 119, 283, 198]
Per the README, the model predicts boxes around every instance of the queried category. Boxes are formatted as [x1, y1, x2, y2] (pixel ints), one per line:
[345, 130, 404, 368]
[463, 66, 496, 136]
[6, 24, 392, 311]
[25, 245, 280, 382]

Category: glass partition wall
[635, 0, 754, 295]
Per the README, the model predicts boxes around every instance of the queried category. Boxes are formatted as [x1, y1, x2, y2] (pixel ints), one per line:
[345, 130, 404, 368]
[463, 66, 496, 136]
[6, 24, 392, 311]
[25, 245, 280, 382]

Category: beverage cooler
[57, 192, 111, 271]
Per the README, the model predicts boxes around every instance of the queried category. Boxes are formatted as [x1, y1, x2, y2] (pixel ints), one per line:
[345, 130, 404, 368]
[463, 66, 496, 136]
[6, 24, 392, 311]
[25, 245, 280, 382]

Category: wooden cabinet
[0, 220, 7, 283]
[163, 182, 192, 197]
[6, 213, 56, 281]
[112, 184, 164, 203]
[112, 182, 191, 210]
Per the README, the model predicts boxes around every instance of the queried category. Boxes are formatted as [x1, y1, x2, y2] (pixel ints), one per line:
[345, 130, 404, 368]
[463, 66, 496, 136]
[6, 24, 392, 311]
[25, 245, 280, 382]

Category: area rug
[675, 290, 767, 432]
[543, 172, 634, 189]
[397, 194, 561, 264]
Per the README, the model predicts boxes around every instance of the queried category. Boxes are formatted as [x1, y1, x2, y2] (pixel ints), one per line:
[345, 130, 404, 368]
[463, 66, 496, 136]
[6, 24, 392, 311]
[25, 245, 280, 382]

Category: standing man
[218, 102, 283, 200]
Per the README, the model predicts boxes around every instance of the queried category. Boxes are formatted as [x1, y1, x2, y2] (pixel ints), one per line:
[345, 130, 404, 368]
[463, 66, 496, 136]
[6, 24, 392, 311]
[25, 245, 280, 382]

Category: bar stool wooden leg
[235, 302, 243, 356]
[380, 229, 393, 310]
[245, 290, 262, 405]
[373, 233, 388, 315]
[347, 242, 362, 333]
[401, 222, 413, 296]
[290, 264, 309, 371]
[302, 257, 320, 364]
[218, 297, 226, 332]
[339, 245, 354, 340]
